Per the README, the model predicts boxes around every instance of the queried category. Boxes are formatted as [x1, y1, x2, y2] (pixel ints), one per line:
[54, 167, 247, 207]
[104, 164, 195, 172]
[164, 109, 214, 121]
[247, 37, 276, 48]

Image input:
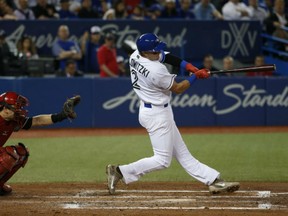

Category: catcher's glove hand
[62, 95, 81, 119]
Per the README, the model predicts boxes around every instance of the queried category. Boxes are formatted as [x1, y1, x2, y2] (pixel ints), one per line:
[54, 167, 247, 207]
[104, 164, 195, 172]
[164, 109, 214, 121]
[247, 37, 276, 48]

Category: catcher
[0, 91, 80, 195]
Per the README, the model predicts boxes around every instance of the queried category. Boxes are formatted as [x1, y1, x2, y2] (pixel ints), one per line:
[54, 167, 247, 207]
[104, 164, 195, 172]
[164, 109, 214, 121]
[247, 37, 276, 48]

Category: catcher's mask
[0, 92, 29, 125]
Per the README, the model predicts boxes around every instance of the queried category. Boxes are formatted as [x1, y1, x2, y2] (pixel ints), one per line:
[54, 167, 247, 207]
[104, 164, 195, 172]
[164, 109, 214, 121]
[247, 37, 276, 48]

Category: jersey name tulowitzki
[130, 58, 150, 78]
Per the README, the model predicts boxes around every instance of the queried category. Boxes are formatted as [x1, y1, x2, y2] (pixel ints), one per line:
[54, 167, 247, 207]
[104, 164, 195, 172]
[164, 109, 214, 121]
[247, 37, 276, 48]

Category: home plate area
[62, 189, 286, 210]
[0, 182, 287, 216]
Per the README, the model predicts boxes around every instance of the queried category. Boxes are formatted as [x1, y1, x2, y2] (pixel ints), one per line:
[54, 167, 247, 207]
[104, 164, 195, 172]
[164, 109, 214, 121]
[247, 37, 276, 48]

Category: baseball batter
[0, 92, 80, 195]
[106, 33, 240, 194]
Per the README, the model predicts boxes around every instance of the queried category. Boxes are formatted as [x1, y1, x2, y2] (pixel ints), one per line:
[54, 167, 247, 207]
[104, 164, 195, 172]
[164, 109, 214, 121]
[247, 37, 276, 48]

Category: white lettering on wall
[103, 84, 288, 115]
[221, 23, 258, 56]
[5, 24, 187, 50]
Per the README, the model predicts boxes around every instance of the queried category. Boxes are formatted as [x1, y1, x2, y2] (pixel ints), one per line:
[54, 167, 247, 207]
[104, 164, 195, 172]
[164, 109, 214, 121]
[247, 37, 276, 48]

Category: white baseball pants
[119, 102, 220, 185]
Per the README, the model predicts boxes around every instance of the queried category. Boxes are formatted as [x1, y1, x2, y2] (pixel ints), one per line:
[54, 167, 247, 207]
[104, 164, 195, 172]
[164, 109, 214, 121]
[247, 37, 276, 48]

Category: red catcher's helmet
[0, 92, 29, 124]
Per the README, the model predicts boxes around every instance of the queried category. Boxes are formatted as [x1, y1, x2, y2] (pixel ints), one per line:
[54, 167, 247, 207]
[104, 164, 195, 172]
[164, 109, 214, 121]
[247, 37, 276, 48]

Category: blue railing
[261, 32, 288, 76]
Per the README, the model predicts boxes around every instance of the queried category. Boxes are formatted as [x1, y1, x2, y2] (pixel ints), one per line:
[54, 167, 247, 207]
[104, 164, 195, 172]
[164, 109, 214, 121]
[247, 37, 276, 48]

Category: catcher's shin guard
[0, 143, 29, 187]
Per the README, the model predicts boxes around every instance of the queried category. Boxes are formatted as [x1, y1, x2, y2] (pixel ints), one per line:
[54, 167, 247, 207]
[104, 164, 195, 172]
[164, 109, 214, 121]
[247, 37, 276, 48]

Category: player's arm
[170, 69, 210, 94]
[163, 53, 199, 74]
[22, 95, 81, 130]
[31, 114, 53, 127]
[212, 9, 223, 20]
[170, 79, 191, 94]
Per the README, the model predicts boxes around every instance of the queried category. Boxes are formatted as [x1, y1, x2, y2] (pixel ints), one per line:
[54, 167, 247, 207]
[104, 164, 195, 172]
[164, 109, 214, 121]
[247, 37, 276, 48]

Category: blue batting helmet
[136, 33, 166, 52]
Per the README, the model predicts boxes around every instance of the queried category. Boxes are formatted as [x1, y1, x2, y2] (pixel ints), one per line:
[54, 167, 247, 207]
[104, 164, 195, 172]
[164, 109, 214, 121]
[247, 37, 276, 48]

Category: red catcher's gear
[0, 143, 29, 189]
[0, 92, 29, 127]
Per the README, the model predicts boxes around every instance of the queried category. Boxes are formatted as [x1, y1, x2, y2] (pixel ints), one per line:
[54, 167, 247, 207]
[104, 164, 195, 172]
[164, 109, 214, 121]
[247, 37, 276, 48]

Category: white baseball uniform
[119, 50, 220, 185]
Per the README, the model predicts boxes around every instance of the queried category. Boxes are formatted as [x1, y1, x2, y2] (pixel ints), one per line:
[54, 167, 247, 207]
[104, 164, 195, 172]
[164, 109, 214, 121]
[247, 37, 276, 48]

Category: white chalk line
[12, 190, 272, 199]
[62, 205, 287, 211]
[0, 198, 270, 204]
[11, 190, 288, 201]
[5, 189, 287, 211]
[78, 189, 271, 194]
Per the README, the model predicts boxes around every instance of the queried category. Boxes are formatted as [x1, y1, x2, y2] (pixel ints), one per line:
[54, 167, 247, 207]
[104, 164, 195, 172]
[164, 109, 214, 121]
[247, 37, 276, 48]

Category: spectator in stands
[221, 55, 234, 76]
[16, 35, 39, 60]
[124, 0, 142, 15]
[102, 8, 116, 20]
[223, 55, 234, 70]
[199, 54, 218, 71]
[58, 0, 77, 19]
[28, 0, 37, 7]
[246, 55, 273, 76]
[127, 4, 146, 20]
[0, 0, 17, 20]
[52, 25, 82, 71]
[254, 54, 265, 66]
[32, 0, 59, 19]
[68, 0, 82, 15]
[77, 0, 99, 18]
[261, 0, 274, 16]
[28, 0, 59, 7]
[93, 0, 112, 17]
[113, 0, 128, 19]
[194, 0, 223, 20]
[0, 29, 20, 76]
[264, 0, 288, 51]
[160, 0, 179, 18]
[97, 32, 119, 78]
[117, 55, 129, 76]
[211, 0, 227, 12]
[14, 0, 36, 20]
[56, 59, 83, 77]
[146, 3, 163, 20]
[3, 0, 17, 9]
[142, 0, 160, 9]
[222, 0, 252, 20]
[0, 30, 11, 75]
[177, 0, 195, 19]
[80, 25, 102, 73]
[247, 0, 268, 23]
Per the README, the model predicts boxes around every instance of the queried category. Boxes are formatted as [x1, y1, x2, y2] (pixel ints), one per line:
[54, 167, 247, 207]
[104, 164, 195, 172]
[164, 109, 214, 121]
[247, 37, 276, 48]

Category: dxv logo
[221, 23, 258, 56]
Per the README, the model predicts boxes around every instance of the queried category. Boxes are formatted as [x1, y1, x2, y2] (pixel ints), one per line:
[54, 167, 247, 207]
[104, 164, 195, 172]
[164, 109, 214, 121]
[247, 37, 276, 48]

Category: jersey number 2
[131, 69, 140, 90]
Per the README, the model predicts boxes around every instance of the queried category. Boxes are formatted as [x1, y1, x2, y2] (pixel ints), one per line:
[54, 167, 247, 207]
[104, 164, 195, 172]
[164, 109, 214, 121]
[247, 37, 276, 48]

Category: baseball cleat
[0, 184, 12, 196]
[209, 179, 240, 194]
[106, 164, 123, 195]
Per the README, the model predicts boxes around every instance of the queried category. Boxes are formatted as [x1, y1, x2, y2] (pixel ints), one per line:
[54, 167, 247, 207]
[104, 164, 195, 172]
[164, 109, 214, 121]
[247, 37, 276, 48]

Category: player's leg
[171, 124, 219, 185]
[119, 117, 174, 184]
[118, 106, 175, 184]
[0, 143, 29, 195]
[172, 126, 239, 193]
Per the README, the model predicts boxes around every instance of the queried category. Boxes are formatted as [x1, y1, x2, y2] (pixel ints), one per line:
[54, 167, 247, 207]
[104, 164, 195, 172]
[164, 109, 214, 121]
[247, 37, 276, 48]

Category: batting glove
[194, 69, 210, 79]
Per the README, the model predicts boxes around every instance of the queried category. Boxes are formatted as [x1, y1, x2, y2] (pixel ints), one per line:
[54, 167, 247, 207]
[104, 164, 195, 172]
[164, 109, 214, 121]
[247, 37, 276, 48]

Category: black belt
[144, 103, 168, 108]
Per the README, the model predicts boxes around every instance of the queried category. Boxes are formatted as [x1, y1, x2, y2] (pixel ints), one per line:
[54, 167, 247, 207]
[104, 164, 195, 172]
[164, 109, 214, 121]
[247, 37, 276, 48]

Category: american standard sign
[1, 77, 287, 127]
[103, 84, 288, 115]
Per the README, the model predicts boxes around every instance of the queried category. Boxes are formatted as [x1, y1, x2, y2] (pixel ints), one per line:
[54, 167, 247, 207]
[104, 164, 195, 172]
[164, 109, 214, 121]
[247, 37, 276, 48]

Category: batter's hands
[186, 63, 198, 73]
[194, 69, 210, 79]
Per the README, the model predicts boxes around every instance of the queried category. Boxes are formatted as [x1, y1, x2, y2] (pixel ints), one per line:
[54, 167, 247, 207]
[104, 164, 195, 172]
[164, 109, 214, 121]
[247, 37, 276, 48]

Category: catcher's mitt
[63, 95, 81, 119]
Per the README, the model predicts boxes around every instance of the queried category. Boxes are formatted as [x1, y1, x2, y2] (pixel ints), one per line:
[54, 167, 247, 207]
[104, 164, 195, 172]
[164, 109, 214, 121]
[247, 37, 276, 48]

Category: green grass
[8, 133, 288, 183]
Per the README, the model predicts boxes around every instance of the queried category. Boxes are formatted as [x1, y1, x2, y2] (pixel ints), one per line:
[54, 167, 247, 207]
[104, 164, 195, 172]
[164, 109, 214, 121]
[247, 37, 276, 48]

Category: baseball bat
[209, 64, 276, 75]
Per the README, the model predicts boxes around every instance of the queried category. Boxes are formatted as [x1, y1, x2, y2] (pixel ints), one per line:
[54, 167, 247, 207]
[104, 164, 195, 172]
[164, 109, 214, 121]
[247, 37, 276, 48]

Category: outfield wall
[1, 77, 287, 127]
